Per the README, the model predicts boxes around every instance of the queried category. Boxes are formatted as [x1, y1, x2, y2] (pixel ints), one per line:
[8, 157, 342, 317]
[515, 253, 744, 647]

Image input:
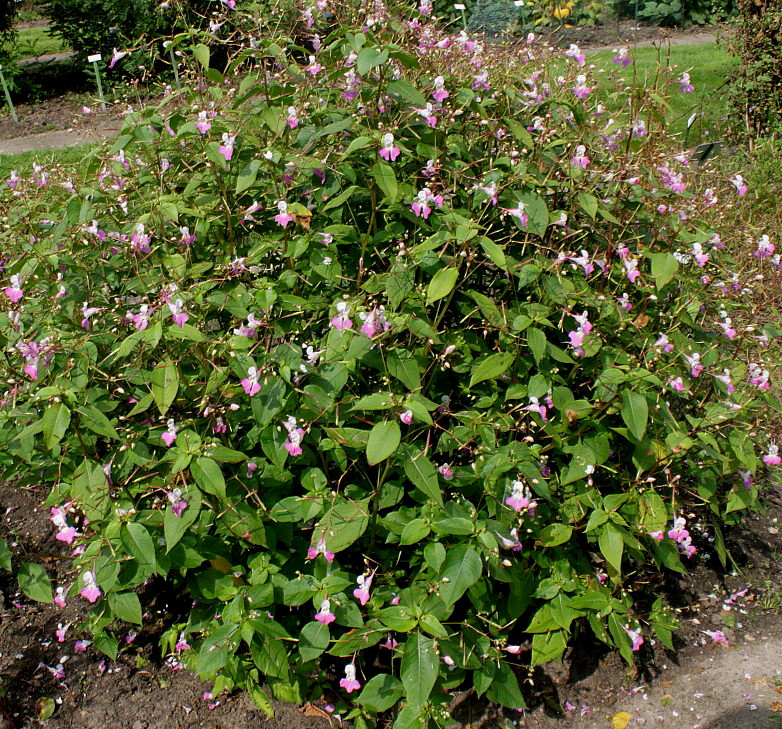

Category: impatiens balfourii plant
[0, 1, 780, 727]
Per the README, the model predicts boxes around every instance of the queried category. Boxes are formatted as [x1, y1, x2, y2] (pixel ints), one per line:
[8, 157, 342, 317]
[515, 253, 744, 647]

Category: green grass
[588, 42, 738, 142]
[5, 25, 69, 58]
[0, 143, 96, 178]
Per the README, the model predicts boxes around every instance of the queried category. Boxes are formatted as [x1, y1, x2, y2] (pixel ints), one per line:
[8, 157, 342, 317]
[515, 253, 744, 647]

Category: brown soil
[2, 477, 781, 729]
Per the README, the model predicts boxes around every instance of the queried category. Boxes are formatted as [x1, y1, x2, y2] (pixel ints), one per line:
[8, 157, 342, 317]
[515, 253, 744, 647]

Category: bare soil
[2, 477, 781, 729]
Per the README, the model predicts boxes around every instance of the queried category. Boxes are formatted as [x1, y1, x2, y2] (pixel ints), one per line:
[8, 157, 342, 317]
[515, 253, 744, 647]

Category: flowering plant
[0, 1, 778, 727]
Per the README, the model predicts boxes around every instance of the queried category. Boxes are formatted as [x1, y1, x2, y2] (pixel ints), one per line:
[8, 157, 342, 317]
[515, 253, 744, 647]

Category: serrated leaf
[312, 498, 370, 554]
[151, 360, 178, 416]
[358, 674, 404, 712]
[191, 457, 226, 499]
[651, 252, 678, 289]
[122, 522, 156, 571]
[371, 161, 397, 204]
[18, 562, 53, 603]
[401, 631, 438, 707]
[248, 684, 275, 718]
[236, 159, 262, 194]
[599, 522, 624, 573]
[299, 621, 330, 662]
[42, 403, 70, 450]
[439, 545, 482, 606]
[366, 420, 401, 465]
[469, 352, 514, 388]
[486, 662, 527, 709]
[77, 405, 119, 440]
[357, 46, 389, 75]
[193, 43, 210, 70]
[108, 591, 142, 624]
[621, 390, 649, 441]
[403, 452, 442, 505]
[426, 267, 459, 305]
[527, 327, 546, 364]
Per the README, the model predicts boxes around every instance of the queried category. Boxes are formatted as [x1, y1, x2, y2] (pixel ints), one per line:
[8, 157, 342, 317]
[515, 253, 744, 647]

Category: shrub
[1, 1, 779, 727]
[727, 0, 782, 137]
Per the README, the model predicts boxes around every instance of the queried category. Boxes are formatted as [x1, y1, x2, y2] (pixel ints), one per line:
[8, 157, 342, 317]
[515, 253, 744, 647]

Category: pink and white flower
[763, 444, 781, 466]
[353, 570, 375, 606]
[168, 299, 189, 327]
[411, 186, 444, 219]
[161, 418, 178, 447]
[505, 479, 538, 514]
[331, 301, 353, 331]
[315, 598, 336, 624]
[241, 366, 262, 396]
[80, 571, 102, 603]
[307, 536, 335, 563]
[379, 132, 400, 161]
[218, 133, 236, 161]
[565, 44, 586, 66]
[339, 663, 361, 693]
[4, 274, 23, 303]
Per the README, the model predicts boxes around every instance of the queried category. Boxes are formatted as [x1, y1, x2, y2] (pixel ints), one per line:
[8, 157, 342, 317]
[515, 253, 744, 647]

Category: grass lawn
[0, 143, 95, 178]
[588, 42, 737, 142]
[5, 24, 69, 58]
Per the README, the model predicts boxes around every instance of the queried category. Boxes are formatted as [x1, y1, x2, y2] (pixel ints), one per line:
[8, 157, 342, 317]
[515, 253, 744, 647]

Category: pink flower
[613, 47, 632, 67]
[504, 644, 522, 654]
[109, 48, 128, 69]
[168, 488, 188, 516]
[505, 479, 537, 515]
[411, 186, 444, 219]
[571, 145, 590, 169]
[54, 588, 67, 608]
[400, 409, 413, 425]
[195, 111, 212, 134]
[6, 170, 19, 189]
[218, 133, 236, 161]
[127, 304, 150, 331]
[678, 72, 694, 93]
[379, 132, 400, 161]
[655, 333, 674, 353]
[753, 234, 775, 259]
[572, 75, 591, 99]
[432, 75, 449, 102]
[4, 274, 23, 303]
[715, 369, 735, 394]
[503, 200, 528, 227]
[307, 536, 335, 563]
[624, 258, 641, 283]
[330, 301, 353, 331]
[241, 366, 262, 396]
[339, 663, 361, 693]
[438, 463, 453, 480]
[524, 397, 547, 422]
[167, 299, 189, 328]
[749, 363, 770, 389]
[161, 418, 178, 447]
[625, 627, 644, 651]
[703, 629, 729, 645]
[306, 56, 323, 75]
[669, 376, 686, 392]
[382, 636, 398, 649]
[359, 306, 390, 338]
[130, 223, 151, 253]
[81, 302, 101, 330]
[415, 102, 437, 127]
[74, 639, 91, 651]
[175, 633, 191, 652]
[565, 44, 586, 66]
[763, 445, 781, 466]
[684, 352, 703, 378]
[179, 226, 196, 245]
[274, 200, 294, 227]
[286, 106, 299, 129]
[729, 175, 747, 197]
[80, 571, 102, 603]
[233, 313, 259, 338]
[353, 570, 375, 606]
[56, 623, 69, 642]
[315, 598, 336, 624]
[283, 415, 304, 456]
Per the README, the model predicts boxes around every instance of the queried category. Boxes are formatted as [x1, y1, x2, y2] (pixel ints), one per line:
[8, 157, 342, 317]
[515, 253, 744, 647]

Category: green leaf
[312, 498, 370, 553]
[371, 161, 398, 204]
[164, 489, 201, 552]
[358, 674, 404, 713]
[469, 352, 514, 388]
[108, 591, 142, 624]
[527, 327, 546, 364]
[539, 523, 573, 547]
[357, 47, 389, 76]
[122, 523, 156, 571]
[651, 252, 679, 289]
[42, 403, 71, 450]
[191, 457, 226, 499]
[401, 631, 438, 708]
[426, 267, 459, 305]
[247, 684, 275, 718]
[486, 662, 527, 709]
[387, 352, 421, 391]
[621, 391, 649, 441]
[299, 621, 330, 662]
[599, 522, 624, 574]
[93, 631, 118, 660]
[18, 563, 53, 603]
[531, 629, 567, 665]
[577, 192, 599, 220]
[478, 237, 507, 268]
[366, 420, 401, 465]
[439, 545, 482, 606]
[199, 624, 239, 675]
[193, 43, 210, 70]
[403, 451, 442, 505]
[77, 405, 119, 440]
[151, 360, 179, 416]
[400, 518, 430, 545]
[329, 623, 385, 656]
[236, 159, 262, 194]
[0, 537, 11, 571]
